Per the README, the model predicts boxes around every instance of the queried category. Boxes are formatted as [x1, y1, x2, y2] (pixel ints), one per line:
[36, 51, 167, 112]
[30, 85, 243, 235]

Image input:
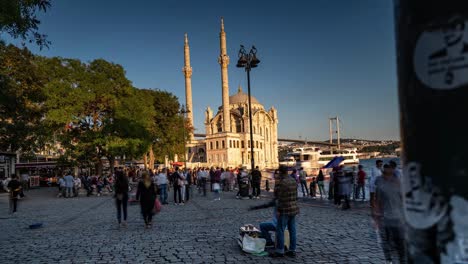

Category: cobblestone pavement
[0, 187, 384, 264]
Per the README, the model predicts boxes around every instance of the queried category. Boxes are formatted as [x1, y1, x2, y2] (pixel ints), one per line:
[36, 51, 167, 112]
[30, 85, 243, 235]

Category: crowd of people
[3, 159, 404, 262]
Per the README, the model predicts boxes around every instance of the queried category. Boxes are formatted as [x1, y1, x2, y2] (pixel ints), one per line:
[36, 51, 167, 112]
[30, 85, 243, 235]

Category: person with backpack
[298, 167, 309, 197]
[172, 167, 184, 205]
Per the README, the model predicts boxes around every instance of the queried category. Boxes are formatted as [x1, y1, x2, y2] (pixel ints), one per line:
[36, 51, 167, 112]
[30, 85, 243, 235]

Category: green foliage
[140, 89, 192, 162]
[0, 0, 51, 48]
[0, 42, 47, 154]
[0, 42, 188, 172]
[360, 142, 400, 154]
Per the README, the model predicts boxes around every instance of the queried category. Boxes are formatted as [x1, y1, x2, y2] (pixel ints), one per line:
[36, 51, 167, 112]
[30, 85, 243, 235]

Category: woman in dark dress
[114, 170, 129, 228]
[136, 172, 157, 229]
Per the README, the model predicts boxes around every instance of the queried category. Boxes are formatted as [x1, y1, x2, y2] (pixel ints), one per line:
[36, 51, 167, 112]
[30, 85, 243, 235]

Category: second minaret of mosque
[183, 33, 194, 140]
[218, 18, 231, 132]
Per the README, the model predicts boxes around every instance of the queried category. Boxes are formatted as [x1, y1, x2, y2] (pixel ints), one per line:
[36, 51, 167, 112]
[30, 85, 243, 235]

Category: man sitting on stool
[249, 199, 277, 247]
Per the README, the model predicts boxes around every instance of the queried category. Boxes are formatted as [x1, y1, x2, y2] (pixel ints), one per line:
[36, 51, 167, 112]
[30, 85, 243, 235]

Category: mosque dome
[229, 86, 259, 105]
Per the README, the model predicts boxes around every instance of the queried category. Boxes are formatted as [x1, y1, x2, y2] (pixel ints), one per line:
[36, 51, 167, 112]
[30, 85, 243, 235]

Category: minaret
[183, 33, 194, 140]
[218, 17, 231, 133]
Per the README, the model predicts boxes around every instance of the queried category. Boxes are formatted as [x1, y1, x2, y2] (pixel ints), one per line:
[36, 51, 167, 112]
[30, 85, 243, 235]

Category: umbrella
[322, 156, 345, 169]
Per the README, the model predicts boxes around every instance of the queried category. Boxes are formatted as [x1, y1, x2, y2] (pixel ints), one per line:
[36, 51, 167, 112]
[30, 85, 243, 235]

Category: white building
[183, 18, 279, 169]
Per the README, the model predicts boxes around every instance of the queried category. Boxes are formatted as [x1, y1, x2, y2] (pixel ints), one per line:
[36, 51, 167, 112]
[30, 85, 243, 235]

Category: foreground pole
[394, 1, 468, 263]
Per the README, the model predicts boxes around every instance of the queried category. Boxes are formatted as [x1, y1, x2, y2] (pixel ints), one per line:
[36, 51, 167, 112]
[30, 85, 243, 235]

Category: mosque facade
[183, 19, 279, 169]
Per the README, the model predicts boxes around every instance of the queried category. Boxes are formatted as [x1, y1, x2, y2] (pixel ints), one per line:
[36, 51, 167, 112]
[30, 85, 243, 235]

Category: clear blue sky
[5, 0, 400, 141]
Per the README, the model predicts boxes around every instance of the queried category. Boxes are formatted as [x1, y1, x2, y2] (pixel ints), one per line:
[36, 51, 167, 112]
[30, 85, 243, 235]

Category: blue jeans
[275, 214, 297, 254]
[259, 222, 276, 243]
[159, 184, 167, 204]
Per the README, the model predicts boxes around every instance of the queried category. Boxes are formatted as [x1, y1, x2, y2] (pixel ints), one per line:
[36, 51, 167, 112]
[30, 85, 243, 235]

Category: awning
[15, 162, 57, 169]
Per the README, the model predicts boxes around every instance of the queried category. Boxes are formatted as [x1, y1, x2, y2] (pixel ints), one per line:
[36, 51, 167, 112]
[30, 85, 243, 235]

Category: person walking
[213, 168, 222, 200]
[333, 167, 342, 206]
[114, 170, 129, 228]
[373, 164, 406, 263]
[57, 176, 66, 198]
[63, 172, 75, 198]
[156, 168, 168, 204]
[317, 170, 325, 199]
[298, 167, 309, 197]
[20, 172, 30, 192]
[136, 172, 157, 229]
[251, 166, 262, 199]
[369, 160, 383, 208]
[7, 175, 22, 214]
[355, 165, 366, 200]
[328, 169, 334, 200]
[309, 177, 317, 198]
[172, 167, 183, 205]
[184, 169, 192, 203]
[389, 160, 402, 179]
[270, 165, 299, 258]
[73, 175, 82, 197]
[209, 167, 215, 192]
[338, 170, 352, 210]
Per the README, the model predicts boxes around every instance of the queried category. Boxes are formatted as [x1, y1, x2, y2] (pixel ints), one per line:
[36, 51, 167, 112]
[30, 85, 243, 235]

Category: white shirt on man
[156, 173, 168, 185]
[369, 166, 382, 193]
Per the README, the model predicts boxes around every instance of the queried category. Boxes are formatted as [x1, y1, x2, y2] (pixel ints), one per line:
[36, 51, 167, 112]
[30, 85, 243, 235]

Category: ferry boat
[281, 147, 321, 175]
[317, 148, 359, 166]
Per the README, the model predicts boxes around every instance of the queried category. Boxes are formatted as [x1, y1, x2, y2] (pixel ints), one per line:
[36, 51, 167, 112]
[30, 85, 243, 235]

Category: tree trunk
[149, 147, 155, 170]
[143, 154, 148, 170]
[108, 156, 115, 175]
[95, 159, 103, 176]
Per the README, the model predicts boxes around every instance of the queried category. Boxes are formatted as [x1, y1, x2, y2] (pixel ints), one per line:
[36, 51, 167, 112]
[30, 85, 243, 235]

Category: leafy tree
[141, 89, 193, 167]
[0, 42, 47, 155]
[42, 58, 135, 175]
[103, 88, 156, 173]
[0, 0, 52, 48]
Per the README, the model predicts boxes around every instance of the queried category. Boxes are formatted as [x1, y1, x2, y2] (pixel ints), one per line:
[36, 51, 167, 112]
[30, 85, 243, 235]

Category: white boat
[279, 156, 296, 167]
[317, 148, 359, 166]
[282, 147, 321, 175]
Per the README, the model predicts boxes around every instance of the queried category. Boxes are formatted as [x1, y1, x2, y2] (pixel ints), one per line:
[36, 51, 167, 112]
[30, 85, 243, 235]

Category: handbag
[153, 199, 162, 214]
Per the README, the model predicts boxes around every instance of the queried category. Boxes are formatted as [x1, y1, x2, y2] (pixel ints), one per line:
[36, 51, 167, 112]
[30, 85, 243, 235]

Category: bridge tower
[329, 117, 341, 150]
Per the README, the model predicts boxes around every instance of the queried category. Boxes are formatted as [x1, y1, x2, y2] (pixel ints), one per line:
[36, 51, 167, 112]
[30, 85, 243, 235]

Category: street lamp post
[180, 104, 190, 169]
[236, 45, 260, 171]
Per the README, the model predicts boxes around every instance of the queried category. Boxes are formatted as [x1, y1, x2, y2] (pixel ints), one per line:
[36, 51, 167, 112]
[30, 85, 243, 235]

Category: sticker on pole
[402, 162, 447, 229]
[414, 16, 468, 90]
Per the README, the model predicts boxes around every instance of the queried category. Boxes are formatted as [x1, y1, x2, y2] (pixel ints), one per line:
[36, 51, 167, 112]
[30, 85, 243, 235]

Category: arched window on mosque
[217, 120, 223, 133]
[253, 126, 256, 134]
[260, 127, 263, 136]
[235, 118, 242, 133]
[266, 128, 269, 141]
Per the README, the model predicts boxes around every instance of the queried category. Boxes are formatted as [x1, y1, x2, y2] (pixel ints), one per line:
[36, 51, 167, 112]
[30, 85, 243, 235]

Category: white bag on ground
[242, 234, 266, 254]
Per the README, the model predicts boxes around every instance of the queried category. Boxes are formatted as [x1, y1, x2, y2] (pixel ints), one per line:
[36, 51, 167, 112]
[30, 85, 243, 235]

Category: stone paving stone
[0, 188, 385, 263]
